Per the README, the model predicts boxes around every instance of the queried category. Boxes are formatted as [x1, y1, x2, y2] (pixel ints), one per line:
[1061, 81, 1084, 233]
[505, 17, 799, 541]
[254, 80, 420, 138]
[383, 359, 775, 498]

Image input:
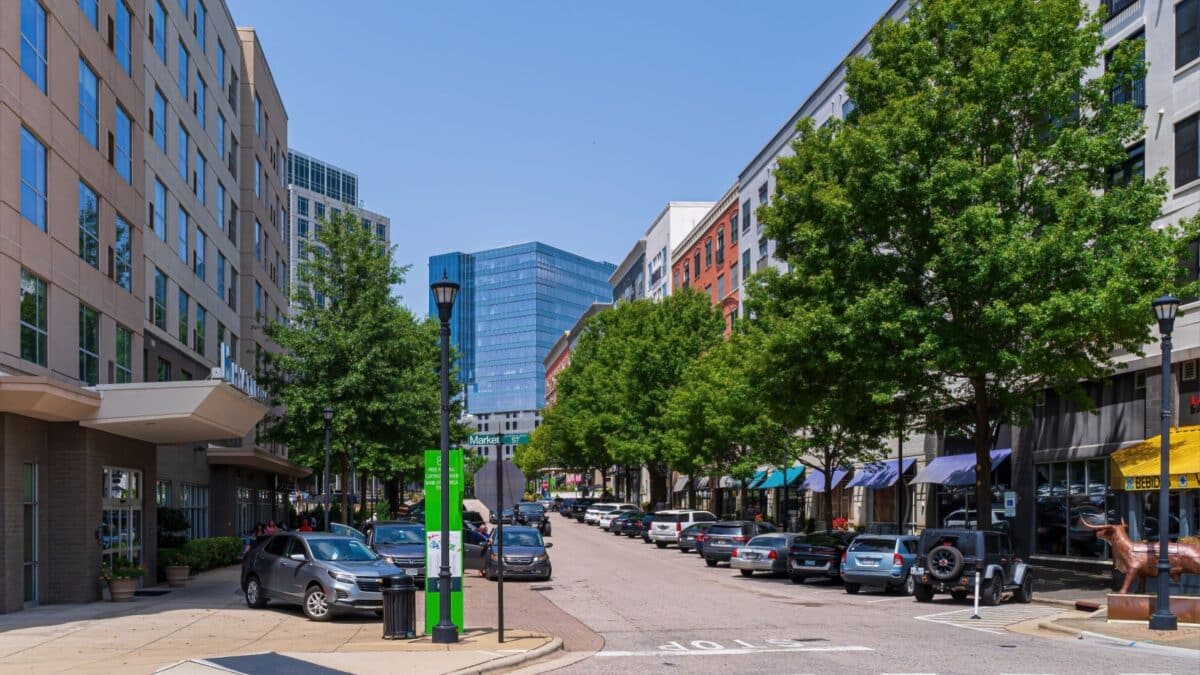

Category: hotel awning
[0, 376, 100, 421]
[1109, 426, 1200, 491]
[757, 466, 805, 489]
[845, 458, 917, 490]
[80, 381, 268, 444]
[801, 468, 849, 493]
[207, 444, 312, 479]
[909, 449, 1011, 486]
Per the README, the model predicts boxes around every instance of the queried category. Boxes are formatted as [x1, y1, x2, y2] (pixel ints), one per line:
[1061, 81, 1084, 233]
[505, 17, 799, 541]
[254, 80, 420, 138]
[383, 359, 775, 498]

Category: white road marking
[865, 596, 907, 603]
[914, 605, 1062, 635]
[596, 645, 874, 657]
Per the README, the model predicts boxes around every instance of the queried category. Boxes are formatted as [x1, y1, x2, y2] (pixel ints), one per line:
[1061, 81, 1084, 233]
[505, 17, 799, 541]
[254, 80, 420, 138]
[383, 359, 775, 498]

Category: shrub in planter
[159, 549, 192, 587]
[157, 507, 190, 548]
[101, 557, 144, 602]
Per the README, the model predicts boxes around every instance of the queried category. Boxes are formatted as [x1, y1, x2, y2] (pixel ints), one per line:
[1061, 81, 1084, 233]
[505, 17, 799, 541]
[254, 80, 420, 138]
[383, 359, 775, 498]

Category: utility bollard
[381, 574, 417, 639]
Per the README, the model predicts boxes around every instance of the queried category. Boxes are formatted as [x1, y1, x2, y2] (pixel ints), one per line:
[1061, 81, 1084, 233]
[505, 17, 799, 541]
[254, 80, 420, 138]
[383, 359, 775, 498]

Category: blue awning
[745, 469, 769, 489]
[756, 466, 805, 489]
[800, 468, 849, 492]
[845, 458, 917, 490]
[909, 449, 1012, 486]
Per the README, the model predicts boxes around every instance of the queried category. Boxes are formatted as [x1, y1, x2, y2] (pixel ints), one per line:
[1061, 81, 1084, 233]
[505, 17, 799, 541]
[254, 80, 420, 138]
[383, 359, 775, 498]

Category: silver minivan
[241, 532, 403, 621]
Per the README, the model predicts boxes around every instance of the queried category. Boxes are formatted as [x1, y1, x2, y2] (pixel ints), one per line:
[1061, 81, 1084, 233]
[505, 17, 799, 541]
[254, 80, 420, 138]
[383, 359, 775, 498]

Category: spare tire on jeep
[927, 544, 964, 580]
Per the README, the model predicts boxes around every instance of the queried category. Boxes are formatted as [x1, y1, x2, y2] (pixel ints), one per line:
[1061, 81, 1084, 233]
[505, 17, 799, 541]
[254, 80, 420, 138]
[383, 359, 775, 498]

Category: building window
[19, 269, 48, 367]
[179, 484, 209, 539]
[153, 179, 167, 240]
[114, 105, 132, 183]
[315, 202, 325, 220]
[758, 182, 769, 206]
[717, 275, 725, 298]
[20, 127, 47, 231]
[152, 89, 167, 151]
[1106, 31, 1145, 109]
[78, 182, 100, 268]
[152, 0, 166, 61]
[692, 252, 700, 278]
[156, 480, 172, 507]
[1102, 0, 1137, 21]
[217, 40, 225, 88]
[254, 220, 262, 260]
[298, 196, 309, 216]
[177, 41, 189, 99]
[177, 289, 189, 345]
[742, 249, 752, 275]
[229, 267, 238, 311]
[217, 251, 226, 300]
[216, 182, 226, 233]
[114, 1, 132, 75]
[195, 0, 206, 50]
[78, 0, 98, 27]
[730, 216, 738, 243]
[741, 200, 750, 232]
[216, 112, 225, 161]
[254, 158, 261, 198]
[195, 76, 206, 129]
[115, 214, 132, 291]
[704, 240, 712, 268]
[298, 218, 309, 238]
[78, 59, 99, 148]
[730, 262, 739, 289]
[254, 94, 262, 136]
[152, 268, 167, 330]
[194, 227, 206, 280]
[178, 125, 189, 181]
[254, 282, 262, 321]
[376, 223, 385, 239]
[1108, 141, 1146, 188]
[195, 151, 205, 201]
[78, 304, 99, 385]
[1178, 114, 1199, 188]
[1178, 0, 1199, 68]
[177, 207, 188, 262]
[195, 304, 206, 357]
[156, 357, 171, 381]
[115, 325, 133, 383]
[716, 229, 726, 265]
[20, 0, 48, 93]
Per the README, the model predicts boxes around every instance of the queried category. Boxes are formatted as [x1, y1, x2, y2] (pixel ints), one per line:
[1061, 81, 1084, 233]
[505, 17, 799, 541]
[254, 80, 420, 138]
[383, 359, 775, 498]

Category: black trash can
[381, 574, 416, 639]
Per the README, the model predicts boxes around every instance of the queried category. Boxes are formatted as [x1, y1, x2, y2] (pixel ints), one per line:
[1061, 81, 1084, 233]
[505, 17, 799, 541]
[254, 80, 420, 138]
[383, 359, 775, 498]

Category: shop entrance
[101, 467, 143, 581]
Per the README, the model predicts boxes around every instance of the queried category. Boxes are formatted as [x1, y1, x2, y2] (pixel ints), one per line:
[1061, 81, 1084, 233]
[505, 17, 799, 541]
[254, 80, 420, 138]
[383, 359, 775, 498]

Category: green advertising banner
[424, 448, 464, 634]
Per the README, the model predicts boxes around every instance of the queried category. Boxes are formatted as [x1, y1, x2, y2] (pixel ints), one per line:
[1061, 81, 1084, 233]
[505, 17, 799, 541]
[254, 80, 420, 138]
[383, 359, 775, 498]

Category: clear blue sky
[227, 0, 893, 313]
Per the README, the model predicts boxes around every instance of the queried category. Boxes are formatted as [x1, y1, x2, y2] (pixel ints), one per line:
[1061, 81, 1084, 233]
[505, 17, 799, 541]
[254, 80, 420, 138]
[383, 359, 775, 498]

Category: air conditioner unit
[1184, 360, 1198, 382]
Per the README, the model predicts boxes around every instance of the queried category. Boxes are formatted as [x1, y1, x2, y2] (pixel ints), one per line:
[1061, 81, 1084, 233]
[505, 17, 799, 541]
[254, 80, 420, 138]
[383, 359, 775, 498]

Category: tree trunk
[687, 474, 695, 509]
[972, 375, 994, 530]
[385, 476, 399, 515]
[824, 471, 835, 532]
[398, 470, 406, 505]
[361, 470, 370, 518]
[647, 464, 667, 510]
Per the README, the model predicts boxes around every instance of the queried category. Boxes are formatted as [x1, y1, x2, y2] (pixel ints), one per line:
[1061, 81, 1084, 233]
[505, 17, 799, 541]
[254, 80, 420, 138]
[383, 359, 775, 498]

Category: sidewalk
[0, 567, 563, 674]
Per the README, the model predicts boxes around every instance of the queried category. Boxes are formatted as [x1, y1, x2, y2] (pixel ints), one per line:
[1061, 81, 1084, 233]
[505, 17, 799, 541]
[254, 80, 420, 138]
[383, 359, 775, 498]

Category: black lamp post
[431, 272, 460, 644]
[322, 407, 333, 532]
[1149, 295, 1180, 631]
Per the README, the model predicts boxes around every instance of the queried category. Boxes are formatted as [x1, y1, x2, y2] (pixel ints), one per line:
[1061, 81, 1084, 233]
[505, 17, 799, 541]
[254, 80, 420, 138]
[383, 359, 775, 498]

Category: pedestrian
[265, 519, 278, 535]
[754, 511, 763, 523]
[298, 517, 313, 532]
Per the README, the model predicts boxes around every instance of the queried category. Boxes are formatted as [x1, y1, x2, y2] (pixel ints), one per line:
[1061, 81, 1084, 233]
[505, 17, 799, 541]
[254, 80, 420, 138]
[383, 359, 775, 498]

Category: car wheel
[790, 574, 805, 585]
[705, 559, 717, 567]
[655, 542, 667, 549]
[740, 569, 754, 577]
[1014, 574, 1034, 604]
[902, 574, 916, 596]
[303, 585, 333, 621]
[679, 547, 690, 553]
[913, 583, 934, 603]
[951, 590, 969, 602]
[244, 575, 267, 609]
[984, 575, 1003, 606]
[844, 583, 861, 595]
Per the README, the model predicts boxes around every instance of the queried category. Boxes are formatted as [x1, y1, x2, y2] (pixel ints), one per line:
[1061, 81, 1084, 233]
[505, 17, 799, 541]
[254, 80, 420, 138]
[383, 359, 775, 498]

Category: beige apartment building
[0, 0, 298, 613]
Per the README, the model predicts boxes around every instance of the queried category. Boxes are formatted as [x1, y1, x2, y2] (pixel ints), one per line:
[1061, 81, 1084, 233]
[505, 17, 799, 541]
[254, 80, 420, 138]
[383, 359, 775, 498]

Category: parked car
[840, 534, 919, 595]
[514, 502, 552, 536]
[619, 513, 651, 539]
[637, 513, 657, 542]
[241, 532, 403, 621]
[649, 510, 718, 548]
[609, 511, 642, 535]
[599, 506, 640, 531]
[484, 526, 553, 581]
[570, 499, 597, 522]
[490, 508, 516, 525]
[362, 521, 427, 586]
[586, 503, 634, 525]
[462, 510, 485, 527]
[787, 531, 858, 584]
[731, 533, 799, 577]
[677, 522, 714, 553]
[701, 521, 778, 567]
[942, 507, 1007, 529]
[911, 528, 1033, 605]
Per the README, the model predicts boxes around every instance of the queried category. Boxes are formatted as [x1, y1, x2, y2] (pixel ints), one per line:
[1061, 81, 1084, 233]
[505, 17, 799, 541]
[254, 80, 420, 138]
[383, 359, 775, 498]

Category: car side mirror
[545, 542, 553, 548]
[289, 553, 306, 562]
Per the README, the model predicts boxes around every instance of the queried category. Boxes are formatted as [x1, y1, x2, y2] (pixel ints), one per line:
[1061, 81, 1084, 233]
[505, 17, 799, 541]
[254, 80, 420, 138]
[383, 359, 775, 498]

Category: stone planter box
[107, 578, 137, 602]
[164, 566, 191, 588]
[1107, 593, 1200, 625]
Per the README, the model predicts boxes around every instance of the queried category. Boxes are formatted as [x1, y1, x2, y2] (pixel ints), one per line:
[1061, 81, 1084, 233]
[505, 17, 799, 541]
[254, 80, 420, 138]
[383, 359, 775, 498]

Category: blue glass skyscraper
[429, 243, 615, 415]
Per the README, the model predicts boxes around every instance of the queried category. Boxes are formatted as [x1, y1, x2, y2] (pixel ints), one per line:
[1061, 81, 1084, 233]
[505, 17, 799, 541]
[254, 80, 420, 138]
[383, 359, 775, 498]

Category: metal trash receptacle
[381, 574, 416, 639]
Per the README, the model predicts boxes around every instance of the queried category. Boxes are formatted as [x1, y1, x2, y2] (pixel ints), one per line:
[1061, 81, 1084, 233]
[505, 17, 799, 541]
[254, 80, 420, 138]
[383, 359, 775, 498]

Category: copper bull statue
[1079, 518, 1200, 594]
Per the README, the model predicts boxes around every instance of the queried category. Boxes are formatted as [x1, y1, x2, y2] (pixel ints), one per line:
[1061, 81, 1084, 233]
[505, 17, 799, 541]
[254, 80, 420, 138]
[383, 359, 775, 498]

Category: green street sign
[424, 449, 464, 634]
[468, 433, 529, 446]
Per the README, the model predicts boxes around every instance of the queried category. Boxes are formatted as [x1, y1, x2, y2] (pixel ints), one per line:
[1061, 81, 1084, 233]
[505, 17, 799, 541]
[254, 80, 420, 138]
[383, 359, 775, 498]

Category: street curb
[1036, 621, 1200, 659]
[446, 637, 564, 675]
[1031, 598, 1077, 609]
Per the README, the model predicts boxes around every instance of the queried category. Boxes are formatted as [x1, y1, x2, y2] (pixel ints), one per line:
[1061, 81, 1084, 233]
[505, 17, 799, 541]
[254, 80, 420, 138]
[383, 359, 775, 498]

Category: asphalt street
[528, 515, 1197, 675]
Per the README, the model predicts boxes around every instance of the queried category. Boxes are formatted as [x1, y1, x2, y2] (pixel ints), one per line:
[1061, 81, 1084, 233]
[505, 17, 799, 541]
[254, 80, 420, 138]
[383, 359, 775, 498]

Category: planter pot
[164, 566, 191, 588]
[108, 578, 137, 602]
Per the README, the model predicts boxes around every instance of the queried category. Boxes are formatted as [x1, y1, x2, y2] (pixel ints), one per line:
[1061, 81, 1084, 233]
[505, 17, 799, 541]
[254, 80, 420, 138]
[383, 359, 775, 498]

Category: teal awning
[755, 466, 804, 490]
[745, 469, 769, 489]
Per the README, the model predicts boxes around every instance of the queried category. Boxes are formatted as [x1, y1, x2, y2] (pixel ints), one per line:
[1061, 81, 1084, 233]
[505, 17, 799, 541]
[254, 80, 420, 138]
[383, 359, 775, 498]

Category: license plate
[405, 568, 419, 576]
[804, 559, 818, 566]
[858, 558, 879, 567]
[743, 553, 759, 560]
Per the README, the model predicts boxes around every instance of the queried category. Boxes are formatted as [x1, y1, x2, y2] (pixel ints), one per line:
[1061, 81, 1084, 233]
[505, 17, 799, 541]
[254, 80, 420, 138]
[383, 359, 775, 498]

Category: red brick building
[671, 185, 740, 334]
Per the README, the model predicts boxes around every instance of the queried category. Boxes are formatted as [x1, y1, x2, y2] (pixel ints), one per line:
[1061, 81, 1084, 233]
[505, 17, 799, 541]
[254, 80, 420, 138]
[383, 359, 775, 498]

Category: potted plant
[101, 557, 144, 601]
[160, 549, 191, 588]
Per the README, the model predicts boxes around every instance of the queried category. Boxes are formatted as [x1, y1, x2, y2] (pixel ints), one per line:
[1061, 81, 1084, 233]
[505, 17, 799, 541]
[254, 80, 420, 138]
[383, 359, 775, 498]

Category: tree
[759, 0, 1199, 531]
[261, 210, 457, 524]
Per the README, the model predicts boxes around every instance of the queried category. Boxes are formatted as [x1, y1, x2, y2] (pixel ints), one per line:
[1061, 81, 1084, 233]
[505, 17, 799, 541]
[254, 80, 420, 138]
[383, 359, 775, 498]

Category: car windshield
[748, 535, 784, 548]
[849, 538, 894, 553]
[308, 538, 379, 562]
[516, 503, 544, 514]
[373, 524, 424, 545]
[595, 505, 618, 513]
[500, 530, 544, 547]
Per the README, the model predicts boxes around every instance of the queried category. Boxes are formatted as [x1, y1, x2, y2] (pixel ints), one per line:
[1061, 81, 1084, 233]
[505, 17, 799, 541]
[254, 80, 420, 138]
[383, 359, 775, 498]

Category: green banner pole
[424, 448, 464, 633]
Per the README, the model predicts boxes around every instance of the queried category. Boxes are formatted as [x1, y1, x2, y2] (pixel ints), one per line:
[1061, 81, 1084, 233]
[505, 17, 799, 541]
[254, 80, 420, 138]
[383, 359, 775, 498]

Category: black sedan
[490, 508, 516, 525]
[514, 502, 552, 536]
[609, 511, 642, 535]
[678, 522, 714, 553]
[788, 530, 858, 584]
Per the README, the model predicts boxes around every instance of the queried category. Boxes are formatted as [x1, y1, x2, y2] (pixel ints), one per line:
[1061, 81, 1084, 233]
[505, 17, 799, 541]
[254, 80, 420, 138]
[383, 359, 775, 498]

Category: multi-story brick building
[670, 184, 739, 335]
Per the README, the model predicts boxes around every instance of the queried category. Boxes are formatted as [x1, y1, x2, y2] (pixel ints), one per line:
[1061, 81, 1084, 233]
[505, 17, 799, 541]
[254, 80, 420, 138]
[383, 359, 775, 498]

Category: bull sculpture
[1078, 517, 1200, 594]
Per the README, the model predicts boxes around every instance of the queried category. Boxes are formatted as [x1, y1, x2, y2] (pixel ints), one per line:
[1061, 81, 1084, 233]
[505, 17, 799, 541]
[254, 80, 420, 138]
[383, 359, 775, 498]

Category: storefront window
[180, 484, 209, 539]
[1035, 459, 1112, 558]
[236, 487, 253, 537]
[156, 480, 171, 507]
[256, 489, 271, 525]
[101, 467, 143, 576]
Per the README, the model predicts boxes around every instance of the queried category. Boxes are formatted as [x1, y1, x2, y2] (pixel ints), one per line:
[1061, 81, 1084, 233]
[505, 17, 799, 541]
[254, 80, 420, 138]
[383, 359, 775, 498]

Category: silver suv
[648, 509, 717, 547]
[241, 532, 404, 621]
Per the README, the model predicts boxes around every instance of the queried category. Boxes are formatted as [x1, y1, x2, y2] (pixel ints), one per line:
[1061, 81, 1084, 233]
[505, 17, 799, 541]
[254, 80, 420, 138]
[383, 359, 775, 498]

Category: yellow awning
[1110, 425, 1200, 491]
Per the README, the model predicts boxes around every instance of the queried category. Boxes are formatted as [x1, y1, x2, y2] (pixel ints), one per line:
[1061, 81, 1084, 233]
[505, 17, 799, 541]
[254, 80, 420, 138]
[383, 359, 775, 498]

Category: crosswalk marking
[914, 605, 1063, 635]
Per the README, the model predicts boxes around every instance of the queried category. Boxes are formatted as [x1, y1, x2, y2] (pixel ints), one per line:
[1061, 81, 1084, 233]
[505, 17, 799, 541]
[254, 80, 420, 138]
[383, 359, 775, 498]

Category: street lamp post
[322, 407, 333, 532]
[431, 273, 460, 644]
[1149, 295, 1179, 631]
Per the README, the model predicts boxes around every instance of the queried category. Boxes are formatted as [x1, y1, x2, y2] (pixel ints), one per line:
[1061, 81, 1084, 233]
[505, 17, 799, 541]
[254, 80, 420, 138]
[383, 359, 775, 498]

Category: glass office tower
[429, 243, 614, 414]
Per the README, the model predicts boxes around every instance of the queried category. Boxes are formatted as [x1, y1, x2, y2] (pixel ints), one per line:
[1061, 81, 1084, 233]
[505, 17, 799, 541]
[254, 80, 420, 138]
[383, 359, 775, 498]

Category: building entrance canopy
[1109, 425, 1200, 491]
[909, 449, 1011, 486]
[845, 458, 916, 489]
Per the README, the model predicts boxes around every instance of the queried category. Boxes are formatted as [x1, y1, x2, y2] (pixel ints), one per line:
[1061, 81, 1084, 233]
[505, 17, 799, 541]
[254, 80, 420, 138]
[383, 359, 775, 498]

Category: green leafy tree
[759, 0, 1199, 532]
[261, 210, 458, 523]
